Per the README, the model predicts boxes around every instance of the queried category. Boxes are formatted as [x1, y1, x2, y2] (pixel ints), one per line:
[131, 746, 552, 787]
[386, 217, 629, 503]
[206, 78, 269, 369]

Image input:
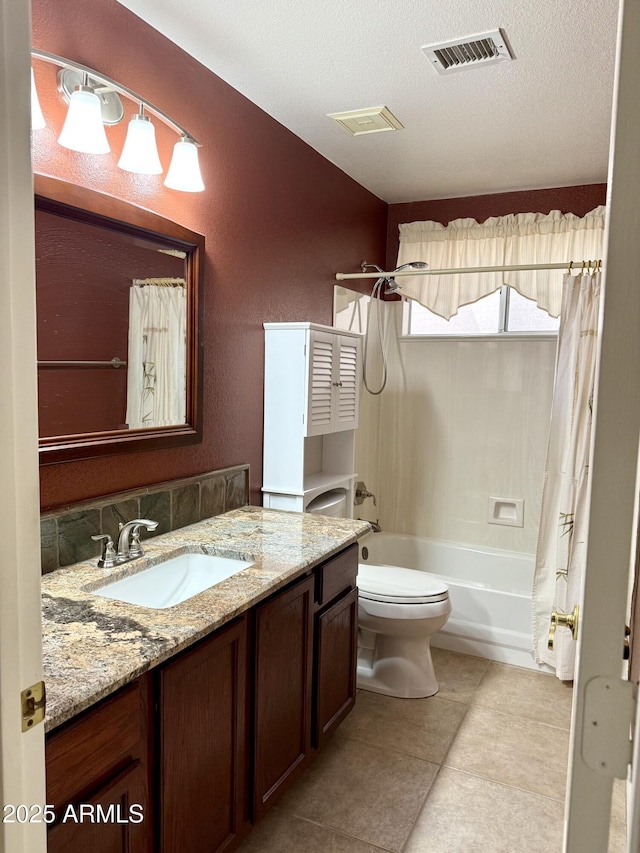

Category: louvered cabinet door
[306, 330, 335, 436]
[335, 335, 360, 431]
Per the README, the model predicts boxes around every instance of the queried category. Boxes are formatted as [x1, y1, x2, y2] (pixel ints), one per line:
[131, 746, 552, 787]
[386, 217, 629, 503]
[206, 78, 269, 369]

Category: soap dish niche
[487, 496, 524, 528]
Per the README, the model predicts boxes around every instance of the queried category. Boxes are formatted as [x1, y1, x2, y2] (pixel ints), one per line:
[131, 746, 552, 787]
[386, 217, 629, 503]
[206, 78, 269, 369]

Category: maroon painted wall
[386, 184, 607, 269]
[32, 0, 388, 509]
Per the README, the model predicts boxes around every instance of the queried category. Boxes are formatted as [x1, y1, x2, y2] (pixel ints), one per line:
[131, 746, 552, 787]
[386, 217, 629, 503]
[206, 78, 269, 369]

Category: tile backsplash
[40, 465, 249, 574]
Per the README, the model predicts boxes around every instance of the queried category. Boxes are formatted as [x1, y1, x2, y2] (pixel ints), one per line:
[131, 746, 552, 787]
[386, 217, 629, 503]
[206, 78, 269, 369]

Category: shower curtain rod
[335, 261, 602, 281]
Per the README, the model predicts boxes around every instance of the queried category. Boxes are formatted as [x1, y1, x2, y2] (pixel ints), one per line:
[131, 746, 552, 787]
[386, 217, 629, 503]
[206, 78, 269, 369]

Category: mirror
[333, 285, 371, 333]
[35, 174, 204, 464]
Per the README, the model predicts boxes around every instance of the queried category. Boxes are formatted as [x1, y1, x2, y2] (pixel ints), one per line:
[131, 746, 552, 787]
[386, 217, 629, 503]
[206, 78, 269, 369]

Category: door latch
[21, 681, 46, 732]
[548, 605, 580, 650]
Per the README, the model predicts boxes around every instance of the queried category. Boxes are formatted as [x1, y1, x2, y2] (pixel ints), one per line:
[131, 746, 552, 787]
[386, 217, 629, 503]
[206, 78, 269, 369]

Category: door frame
[565, 0, 640, 848]
[0, 0, 47, 850]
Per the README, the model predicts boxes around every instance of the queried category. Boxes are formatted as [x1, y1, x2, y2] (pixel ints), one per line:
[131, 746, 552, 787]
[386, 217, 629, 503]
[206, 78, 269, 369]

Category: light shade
[58, 86, 110, 154]
[118, 114, 162, 174]
[31, 69, 46, 130]
[164, 138, 204, 192]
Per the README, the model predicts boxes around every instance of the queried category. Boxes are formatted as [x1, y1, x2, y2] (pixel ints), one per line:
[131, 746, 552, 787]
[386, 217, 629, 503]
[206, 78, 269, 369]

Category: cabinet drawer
[46, 681, 143, 810]
[315, 543, 357, 608]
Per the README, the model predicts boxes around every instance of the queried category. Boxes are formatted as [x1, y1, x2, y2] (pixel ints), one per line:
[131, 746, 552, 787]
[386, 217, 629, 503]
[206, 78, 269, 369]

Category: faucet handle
[91, 534, 117, 568]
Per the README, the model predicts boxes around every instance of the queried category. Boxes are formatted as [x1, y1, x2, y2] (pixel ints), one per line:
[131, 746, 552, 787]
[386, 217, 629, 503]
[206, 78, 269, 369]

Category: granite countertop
[42, 506, 370, 733]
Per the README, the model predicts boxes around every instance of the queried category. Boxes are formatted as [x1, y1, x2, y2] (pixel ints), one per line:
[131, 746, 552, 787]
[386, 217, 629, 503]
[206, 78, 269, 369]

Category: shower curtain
[533, 272, 601, 680]
[125, 283, 187, 429]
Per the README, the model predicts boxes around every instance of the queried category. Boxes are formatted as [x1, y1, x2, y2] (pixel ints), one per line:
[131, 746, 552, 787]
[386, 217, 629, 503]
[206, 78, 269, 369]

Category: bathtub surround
[354, 302, 556, 553]
[39, 464, 249, 573]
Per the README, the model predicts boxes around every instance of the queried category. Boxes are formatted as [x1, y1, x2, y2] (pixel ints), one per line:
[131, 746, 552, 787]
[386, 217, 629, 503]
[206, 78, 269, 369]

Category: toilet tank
[306, 489, 347, 518]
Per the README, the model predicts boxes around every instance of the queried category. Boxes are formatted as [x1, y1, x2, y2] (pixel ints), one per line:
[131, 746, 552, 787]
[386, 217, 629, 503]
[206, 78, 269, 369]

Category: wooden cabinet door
[314, 586, 358, 748]
[253, 574, 314, 820]
[158, 616, 247, 853]
[47, 762, 147, 853]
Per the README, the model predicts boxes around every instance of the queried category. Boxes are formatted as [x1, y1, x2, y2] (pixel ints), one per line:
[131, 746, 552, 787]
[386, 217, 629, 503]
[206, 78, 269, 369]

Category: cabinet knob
[332, 381, 343, 387]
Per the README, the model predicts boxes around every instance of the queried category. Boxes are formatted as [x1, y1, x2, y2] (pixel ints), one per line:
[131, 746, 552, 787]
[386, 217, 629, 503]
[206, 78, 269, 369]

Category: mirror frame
[35, 174, 204, 465]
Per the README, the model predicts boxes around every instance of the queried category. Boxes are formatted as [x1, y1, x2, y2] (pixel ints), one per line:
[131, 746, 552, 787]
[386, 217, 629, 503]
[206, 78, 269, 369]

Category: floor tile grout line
[439, 687, 572, 733]
[437, 762, 568, 805]
[436, 703, 470, 768]
[337, 729, 448, 770]
[277, 810, 399, 852]
[398, 763, 450, 853]
[459, 696, 573, 733]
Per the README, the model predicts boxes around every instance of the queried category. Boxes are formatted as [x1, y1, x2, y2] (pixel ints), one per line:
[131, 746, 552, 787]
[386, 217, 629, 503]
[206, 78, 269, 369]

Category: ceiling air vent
[422, 29, 513, 75]
[327, 106, 404, 136]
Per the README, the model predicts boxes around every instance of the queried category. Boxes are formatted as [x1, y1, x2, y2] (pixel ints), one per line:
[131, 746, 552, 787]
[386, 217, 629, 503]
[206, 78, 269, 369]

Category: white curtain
[532, 272, 601, 680]
[396, 207, 606, 319]
[126, 284, 187, 429]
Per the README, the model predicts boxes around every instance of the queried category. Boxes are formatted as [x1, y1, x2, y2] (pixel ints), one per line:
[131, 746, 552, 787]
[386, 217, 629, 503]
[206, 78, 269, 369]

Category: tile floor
[238, 648, 628, 853]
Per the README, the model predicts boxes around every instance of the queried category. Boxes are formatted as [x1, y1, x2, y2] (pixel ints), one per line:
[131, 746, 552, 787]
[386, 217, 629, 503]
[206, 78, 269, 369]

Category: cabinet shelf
[261, 472, 357, 507]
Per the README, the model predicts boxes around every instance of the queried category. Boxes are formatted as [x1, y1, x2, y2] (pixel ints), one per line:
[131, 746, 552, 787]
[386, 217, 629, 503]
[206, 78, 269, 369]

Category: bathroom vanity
[41, 507, 367, 852]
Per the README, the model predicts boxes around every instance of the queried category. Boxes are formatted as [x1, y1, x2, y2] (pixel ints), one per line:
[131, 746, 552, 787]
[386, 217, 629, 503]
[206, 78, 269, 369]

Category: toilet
[305, 492, 450, 699]
[356, 562, 451, 699]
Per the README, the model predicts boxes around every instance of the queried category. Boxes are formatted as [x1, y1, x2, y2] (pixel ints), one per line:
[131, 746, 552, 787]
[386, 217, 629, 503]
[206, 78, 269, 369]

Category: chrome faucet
[91, 518, 158, 568]
[116, 518, 159, 560]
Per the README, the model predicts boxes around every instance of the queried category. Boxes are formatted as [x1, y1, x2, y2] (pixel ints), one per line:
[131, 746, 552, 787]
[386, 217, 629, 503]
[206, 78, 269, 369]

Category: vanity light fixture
[118, 105, 163, 175]
[164, 136, 205, 192]
[31, 50, 204, 192]
[58, 76, 111, 154]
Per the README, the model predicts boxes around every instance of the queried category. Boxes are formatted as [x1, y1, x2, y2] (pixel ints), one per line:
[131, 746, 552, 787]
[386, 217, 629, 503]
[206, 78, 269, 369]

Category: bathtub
[358, 531, 547, 671]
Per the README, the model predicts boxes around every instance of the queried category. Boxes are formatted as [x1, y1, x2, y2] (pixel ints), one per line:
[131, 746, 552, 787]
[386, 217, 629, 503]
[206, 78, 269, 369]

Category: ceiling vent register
[422, 30, 513, 75]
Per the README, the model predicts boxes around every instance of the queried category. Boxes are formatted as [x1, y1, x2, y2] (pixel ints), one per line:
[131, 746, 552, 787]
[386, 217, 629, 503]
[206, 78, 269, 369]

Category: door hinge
[581, 676, 635, 778]
[21, 681, 46, 732]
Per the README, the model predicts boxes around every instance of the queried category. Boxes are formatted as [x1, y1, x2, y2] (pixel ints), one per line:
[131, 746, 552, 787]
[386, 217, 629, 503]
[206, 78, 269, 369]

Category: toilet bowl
[357, 563, 451, 699]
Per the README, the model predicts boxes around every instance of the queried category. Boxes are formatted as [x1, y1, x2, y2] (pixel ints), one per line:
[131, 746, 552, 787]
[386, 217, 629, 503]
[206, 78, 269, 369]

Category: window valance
[396, 207, 606, 319]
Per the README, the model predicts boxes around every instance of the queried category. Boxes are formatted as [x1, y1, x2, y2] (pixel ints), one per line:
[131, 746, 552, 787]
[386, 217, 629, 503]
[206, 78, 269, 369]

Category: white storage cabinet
[262, 322, 361, 514]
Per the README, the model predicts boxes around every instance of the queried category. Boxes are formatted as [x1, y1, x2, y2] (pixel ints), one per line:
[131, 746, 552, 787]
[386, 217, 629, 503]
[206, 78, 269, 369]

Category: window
[403, 287, 560, 337]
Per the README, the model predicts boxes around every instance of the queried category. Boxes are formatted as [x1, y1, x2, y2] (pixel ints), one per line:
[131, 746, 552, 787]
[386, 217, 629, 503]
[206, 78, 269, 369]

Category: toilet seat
[358, 563, 449, 604]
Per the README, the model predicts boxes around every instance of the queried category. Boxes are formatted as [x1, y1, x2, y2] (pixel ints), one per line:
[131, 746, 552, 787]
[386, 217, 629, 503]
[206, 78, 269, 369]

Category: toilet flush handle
[548, 605, 579, 650]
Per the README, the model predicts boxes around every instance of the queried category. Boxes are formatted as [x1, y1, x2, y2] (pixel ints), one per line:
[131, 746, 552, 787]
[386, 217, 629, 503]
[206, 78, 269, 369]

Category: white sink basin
[93, 552, 254, 609]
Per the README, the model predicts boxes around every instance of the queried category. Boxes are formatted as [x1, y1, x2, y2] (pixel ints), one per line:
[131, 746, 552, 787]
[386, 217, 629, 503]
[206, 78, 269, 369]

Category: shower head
[384, 261, 428, 294]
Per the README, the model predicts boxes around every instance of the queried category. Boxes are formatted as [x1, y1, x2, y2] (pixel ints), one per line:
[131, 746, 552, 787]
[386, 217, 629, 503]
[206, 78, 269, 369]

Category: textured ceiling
[116, 0, 619, 203]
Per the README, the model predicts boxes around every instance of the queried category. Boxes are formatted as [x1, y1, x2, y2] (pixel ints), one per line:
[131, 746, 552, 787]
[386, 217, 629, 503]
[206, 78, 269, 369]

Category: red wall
[386, 184, 607, 269]
[32, 0, 388, 509]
